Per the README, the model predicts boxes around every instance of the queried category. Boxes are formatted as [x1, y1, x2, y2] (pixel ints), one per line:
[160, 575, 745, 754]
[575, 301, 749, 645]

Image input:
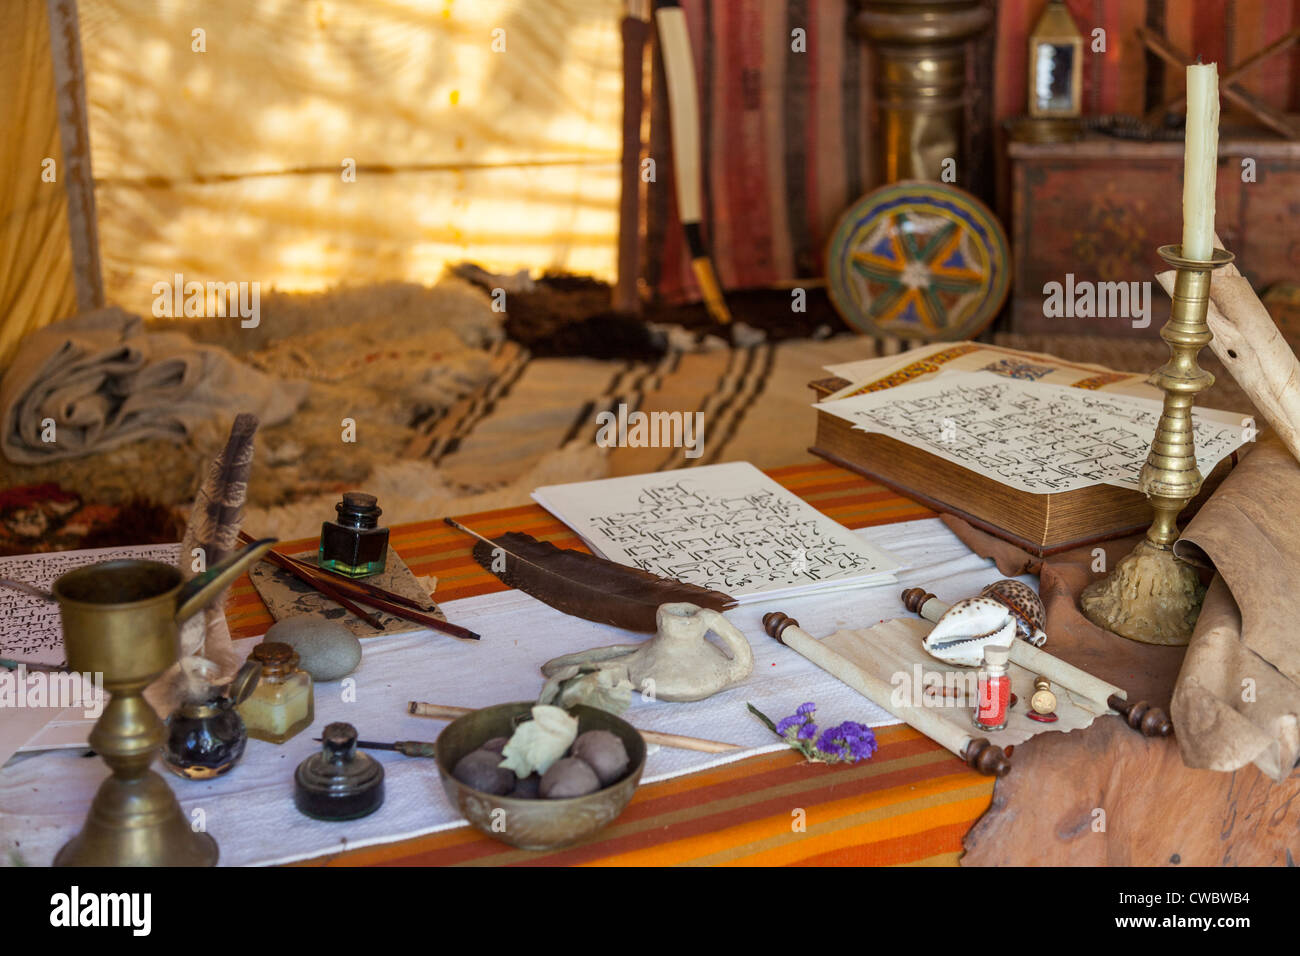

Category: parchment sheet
[1173, 434, 1300, 781]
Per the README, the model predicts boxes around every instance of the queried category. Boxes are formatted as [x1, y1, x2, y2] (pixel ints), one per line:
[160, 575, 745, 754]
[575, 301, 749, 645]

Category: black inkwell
[294, 722, 385, 821]
[319, 491, 389, 578]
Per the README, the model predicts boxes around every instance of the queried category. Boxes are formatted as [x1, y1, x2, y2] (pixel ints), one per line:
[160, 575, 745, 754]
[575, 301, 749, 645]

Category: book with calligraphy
[809, 345, 1244, 556]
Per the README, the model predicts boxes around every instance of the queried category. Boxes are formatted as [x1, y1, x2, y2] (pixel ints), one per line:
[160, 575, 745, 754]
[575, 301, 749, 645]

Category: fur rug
[0, 277, 510, 512]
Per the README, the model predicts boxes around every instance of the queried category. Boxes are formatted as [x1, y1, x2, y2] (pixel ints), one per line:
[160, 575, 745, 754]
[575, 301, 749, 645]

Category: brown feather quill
[177, 413, 258, 667]
[445, 518, 735, 632]
[181, 413, 258, 574]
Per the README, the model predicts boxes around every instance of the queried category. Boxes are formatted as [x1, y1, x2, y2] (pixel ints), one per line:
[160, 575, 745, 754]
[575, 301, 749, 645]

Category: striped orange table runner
[228, 461, 995, 866]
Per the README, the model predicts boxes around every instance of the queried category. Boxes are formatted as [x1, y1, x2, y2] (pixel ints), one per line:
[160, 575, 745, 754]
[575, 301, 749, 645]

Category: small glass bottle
[319, 491, 389, 578]
[163, 659, 261, 779]
[974, 645, 1011, 733]
[237, 642, 314, 744]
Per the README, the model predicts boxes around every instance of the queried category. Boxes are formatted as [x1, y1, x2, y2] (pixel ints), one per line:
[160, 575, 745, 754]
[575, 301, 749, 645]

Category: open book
[809, 345, 1247, 554]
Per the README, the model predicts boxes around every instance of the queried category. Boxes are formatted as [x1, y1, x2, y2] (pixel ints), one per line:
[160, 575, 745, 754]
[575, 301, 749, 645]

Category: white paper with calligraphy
[533, 462, 900, 602]
[817, 371, 1247, 495]
[0, 543, 191, 760]
[0, 543, 181, 667]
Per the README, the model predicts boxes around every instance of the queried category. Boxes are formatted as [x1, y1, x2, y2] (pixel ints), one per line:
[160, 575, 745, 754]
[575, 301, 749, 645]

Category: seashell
[980, 579, 1047, 647]
[922, 596, 1018, 667]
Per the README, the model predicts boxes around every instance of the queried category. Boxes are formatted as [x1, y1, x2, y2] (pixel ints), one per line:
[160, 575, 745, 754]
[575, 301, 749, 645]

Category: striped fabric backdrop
[644, 0, 872, 303]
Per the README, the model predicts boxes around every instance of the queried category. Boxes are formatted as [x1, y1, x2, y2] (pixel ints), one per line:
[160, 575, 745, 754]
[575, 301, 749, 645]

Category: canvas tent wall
[0, 0, 625, 364]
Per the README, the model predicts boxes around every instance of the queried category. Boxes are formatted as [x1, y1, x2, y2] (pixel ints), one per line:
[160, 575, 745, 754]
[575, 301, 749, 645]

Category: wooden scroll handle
[762, 610, 799, 643]
[963, 737, 1012, 777]
[903, 587, 1174, 739]
[1107, 695, 1173, 738]
[900, 587, 936, 615]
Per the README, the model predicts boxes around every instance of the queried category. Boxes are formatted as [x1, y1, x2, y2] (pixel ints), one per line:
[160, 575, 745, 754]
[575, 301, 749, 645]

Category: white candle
[1181, 61, 1220, 261]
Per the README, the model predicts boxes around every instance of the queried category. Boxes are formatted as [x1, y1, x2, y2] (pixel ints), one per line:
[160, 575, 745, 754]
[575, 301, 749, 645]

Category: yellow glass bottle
[237, 642, 314, 744]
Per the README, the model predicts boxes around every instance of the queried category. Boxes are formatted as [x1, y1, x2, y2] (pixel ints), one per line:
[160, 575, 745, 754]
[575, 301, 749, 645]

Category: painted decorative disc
[826, 181, 1011, 340]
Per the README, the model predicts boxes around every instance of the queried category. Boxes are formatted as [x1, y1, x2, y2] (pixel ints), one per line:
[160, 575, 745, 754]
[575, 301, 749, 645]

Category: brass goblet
[51, 540, 273, 866]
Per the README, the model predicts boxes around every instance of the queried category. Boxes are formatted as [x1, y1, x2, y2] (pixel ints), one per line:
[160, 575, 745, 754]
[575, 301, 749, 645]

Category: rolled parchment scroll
[902, 591, 1172, 737]
[762, 612, 1011, 776]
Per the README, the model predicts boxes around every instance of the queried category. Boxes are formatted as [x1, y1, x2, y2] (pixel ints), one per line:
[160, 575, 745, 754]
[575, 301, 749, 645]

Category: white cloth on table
[0, 517, 1032, 866]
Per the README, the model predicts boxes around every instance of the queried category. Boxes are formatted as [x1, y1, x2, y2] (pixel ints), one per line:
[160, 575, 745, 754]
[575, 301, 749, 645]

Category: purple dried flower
[815, 729, 846, 757]
[749, 702, 876, 766]
[816, 721, 878, 763]
[774, 715, 801, 736]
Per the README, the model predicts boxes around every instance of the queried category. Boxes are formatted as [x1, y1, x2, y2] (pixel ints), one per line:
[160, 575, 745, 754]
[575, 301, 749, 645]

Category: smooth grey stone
[264, 616, 362, 681]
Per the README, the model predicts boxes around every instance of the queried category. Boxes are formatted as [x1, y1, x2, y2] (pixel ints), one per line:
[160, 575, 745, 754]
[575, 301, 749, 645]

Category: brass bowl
[434, 702, 646, 851]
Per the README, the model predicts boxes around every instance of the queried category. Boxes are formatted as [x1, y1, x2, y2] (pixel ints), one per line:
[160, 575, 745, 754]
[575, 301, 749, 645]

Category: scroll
[762, 613, 1011, 776]
[1155, 232, 1300, 464]
[762, 594, 1173, 777]
[904, 590, 1172, 737]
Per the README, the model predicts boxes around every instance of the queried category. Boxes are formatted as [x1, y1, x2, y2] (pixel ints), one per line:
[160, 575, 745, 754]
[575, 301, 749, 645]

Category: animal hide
[178, 413, 258, 667]
[452, 522, 735, 632]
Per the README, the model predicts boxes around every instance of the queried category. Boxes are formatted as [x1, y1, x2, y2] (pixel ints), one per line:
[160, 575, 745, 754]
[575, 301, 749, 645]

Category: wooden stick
[1, 657, 68, 673]
[0, 577, 54, 601]
[46, 0, 105, 312]
[266, 545, 430, 612]
[343, 589, 480, 642]
[407, 701, 743, 754]
[762, 612, 1011, 777]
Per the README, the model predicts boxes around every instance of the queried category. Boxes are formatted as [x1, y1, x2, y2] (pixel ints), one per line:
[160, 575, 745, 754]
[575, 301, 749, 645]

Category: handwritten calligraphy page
[817, 371, 1246, 495]
[0, 543, 180, 667]
[534, 462, 900, 603]
[0, 544, 193, 758]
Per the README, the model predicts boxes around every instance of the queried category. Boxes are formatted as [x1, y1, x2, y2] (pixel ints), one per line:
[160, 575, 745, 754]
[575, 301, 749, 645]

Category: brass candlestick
[1080, 244, 1234, 645]
[51, 539, 274, 866]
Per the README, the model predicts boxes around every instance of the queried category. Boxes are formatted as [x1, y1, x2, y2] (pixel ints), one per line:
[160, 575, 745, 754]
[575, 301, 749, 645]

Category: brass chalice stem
[1080, 245, 1234, 645]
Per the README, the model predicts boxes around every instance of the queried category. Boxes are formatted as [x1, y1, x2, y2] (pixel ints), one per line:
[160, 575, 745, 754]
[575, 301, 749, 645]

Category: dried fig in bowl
[539, 757, 601, 798]
[452, 749, 515, 795]
[570, 730, 630, 786]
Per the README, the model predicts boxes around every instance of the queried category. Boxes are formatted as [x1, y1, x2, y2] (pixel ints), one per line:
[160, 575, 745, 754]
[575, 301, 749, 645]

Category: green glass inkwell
[319, 491, 389, 578]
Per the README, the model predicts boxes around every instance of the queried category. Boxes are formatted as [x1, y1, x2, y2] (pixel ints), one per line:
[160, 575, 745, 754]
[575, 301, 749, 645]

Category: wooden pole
[45, 0, 104, 313]
[613, 5, 649, 315]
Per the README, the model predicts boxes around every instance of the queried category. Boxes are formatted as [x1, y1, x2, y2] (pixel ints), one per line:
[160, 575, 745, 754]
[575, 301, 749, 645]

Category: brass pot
[434, 702, 646, 851]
